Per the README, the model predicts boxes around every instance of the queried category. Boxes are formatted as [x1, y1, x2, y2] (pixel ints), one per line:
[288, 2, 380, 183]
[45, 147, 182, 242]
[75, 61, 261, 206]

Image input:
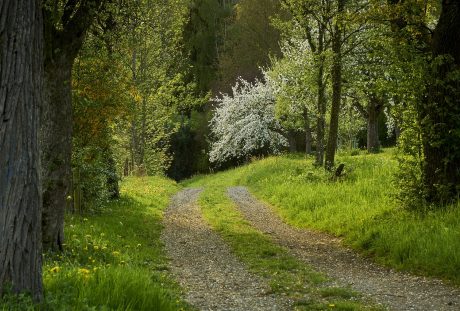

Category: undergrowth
[1, 177, 190, 311]
[185, 149, 460, 285]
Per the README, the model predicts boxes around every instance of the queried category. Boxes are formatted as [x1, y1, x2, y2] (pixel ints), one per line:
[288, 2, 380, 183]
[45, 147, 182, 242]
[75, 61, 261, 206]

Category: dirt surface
[228, 186, 460, 311]
[161, 188, 292, 311]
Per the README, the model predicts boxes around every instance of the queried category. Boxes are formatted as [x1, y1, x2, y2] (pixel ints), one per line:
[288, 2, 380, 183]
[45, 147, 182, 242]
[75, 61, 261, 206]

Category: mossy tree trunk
[41, 0, 103, 251]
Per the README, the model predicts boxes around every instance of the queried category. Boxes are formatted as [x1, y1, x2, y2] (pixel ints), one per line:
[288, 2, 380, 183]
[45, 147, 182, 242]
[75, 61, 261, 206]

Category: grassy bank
[2, 177, 190, 311]
[185, 150, 460, 284]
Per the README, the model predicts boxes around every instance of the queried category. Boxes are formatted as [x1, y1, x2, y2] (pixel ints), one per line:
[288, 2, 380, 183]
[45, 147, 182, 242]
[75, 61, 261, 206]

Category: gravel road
[161, 188, 292, 311]
[228, 186, 460, 311]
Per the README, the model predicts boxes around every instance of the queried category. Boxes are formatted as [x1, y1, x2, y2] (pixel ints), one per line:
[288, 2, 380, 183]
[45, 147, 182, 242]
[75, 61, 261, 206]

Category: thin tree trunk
[367, 95, 382, 153]
[0, 0, 43, 299]
[303, 107, 312, 154]
[325, 0, 345, 170]
[288, 130, 297, 152]
[106, 150, 120, 199]
[41, 58, 73, 251]
[315, 22, 326, 166]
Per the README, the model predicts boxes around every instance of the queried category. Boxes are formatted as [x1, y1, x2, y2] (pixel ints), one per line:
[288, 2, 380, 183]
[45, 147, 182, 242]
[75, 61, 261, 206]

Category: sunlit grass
[185, 149, 460, 284]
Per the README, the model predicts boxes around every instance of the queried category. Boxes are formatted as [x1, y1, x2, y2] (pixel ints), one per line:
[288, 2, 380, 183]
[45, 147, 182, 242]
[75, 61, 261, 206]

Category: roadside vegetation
[1, 177, 189, 311]
[185, 149, 460, 285]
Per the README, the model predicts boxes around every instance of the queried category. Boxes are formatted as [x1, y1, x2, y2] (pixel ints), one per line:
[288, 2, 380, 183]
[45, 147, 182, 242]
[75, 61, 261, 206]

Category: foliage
[0, 177, 190, 310]
[209, 78, 288, 166]
[72, 31, 133, 209]
[185, 0, 229, 92]
[185, 150, 460, 284]
[215, 0, 285, 92]
[268, 33, 318, 132]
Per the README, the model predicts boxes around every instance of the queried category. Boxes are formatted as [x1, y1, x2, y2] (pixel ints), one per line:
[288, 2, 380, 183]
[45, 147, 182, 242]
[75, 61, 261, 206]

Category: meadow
[185, 149, 460, 284]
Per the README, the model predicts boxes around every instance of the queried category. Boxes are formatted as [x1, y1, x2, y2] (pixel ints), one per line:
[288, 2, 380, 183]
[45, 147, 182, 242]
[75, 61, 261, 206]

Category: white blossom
[209, 78, 288, 165]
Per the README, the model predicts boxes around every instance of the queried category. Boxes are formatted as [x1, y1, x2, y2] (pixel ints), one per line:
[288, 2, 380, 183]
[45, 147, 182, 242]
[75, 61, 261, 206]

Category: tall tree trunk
[303, 107, 313, 154]
[0, 0, 43, 299]
[106, 149, 120, 199]
[315, 22, 326, 165]
[41, 1, 102, 250]
[325, 0, 345, 170]
[367, 95, 383, 153]
[41, 57, 73, 251]
[421, 0, 460, 203]
[288, 130, 298, 152]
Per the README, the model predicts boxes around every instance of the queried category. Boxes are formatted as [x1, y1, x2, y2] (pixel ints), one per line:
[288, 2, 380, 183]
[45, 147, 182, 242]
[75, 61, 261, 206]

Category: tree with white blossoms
[209, 78, 288, 166]
[268, 31, 320, 154]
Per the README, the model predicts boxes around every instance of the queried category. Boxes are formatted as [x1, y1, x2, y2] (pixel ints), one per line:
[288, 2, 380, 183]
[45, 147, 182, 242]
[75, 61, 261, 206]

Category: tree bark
[41, 57, 73, 251]
[0, 0, 43, 299]
[421, 0, 460, 203]
[41, 0, 102, 250]
[325, 0, 345, 170]
[303, 107, 313, 154]
[315, 22, 326, 165]
[288, 130, 298, 152]
[367, 95, 383, 153]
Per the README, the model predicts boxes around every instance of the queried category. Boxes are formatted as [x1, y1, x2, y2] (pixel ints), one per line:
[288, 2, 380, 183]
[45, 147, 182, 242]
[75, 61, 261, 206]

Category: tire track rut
[228, 186, 460, 311]
[161, 188, 291, 311]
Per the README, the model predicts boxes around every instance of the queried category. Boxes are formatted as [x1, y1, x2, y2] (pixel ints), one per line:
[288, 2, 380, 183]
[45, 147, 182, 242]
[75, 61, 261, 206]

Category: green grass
[185, 149, 460, 285]
[1, 176, 191, 311]
[194, 183, 377, 310]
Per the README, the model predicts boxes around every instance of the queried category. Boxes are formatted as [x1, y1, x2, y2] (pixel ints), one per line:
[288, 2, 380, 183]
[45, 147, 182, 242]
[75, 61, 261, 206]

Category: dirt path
[228, 186, 460, 311]
[161, 188, 291, 311]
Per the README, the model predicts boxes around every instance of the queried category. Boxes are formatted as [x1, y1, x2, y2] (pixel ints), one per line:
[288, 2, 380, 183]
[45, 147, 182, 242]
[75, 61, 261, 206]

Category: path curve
[161, 188, 291, 311]
[228, 186, 460, 311]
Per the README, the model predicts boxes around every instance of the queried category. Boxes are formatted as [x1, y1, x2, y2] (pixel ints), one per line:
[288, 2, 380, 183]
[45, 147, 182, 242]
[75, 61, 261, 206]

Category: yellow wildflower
[78, 268, 90, 275]
[49, 266, 60, 273]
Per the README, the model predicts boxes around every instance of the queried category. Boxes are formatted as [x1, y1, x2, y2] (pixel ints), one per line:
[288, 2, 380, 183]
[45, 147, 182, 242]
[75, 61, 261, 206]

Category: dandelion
[78, 268, 90, 275]
[49, 266, 60, 273]
[112, 251, 120, 256]
[93, 245, 99, 250]
[328, 304, 335, 308]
